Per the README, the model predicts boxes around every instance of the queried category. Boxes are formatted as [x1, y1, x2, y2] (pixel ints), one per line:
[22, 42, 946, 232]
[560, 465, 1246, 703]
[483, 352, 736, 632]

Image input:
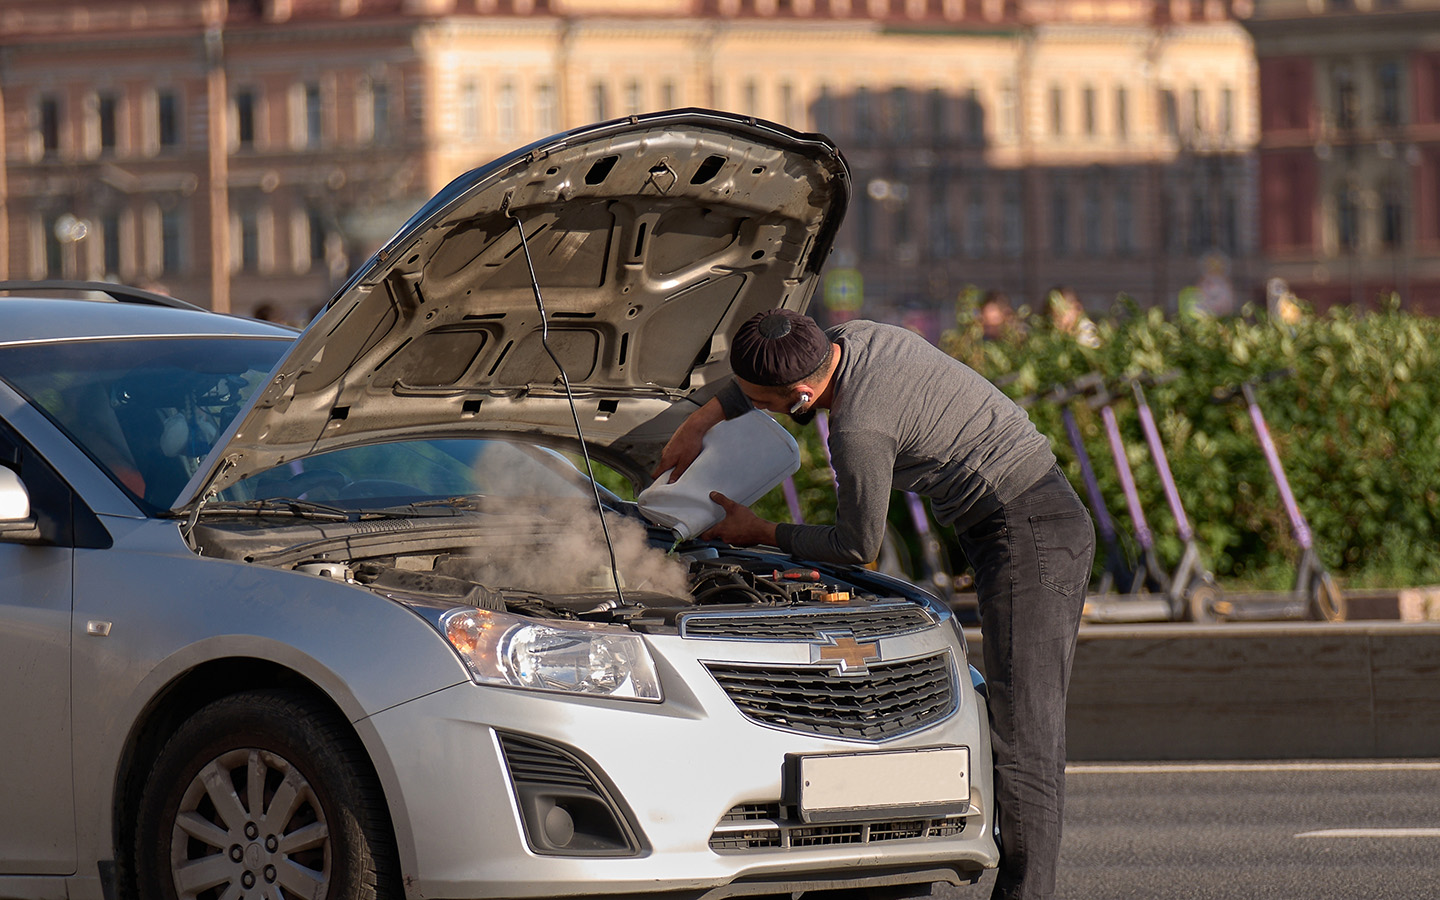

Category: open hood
[173, 110, 849, 512]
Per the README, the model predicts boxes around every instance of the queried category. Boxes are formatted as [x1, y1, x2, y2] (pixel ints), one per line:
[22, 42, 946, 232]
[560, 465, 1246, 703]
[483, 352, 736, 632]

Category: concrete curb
[963, 622, 1440, 761]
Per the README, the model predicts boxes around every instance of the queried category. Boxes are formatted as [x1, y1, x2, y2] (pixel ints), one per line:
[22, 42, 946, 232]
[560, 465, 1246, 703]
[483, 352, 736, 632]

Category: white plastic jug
[638, 409, 800, 540]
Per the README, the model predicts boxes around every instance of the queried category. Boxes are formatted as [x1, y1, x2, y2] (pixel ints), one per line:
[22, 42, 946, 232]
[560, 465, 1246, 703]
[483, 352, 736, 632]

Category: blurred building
[1246, 0, 1440, 315]
[0, 0, 1257, 326]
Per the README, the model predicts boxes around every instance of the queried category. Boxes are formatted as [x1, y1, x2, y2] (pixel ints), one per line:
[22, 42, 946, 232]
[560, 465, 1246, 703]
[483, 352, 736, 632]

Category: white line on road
[1296, 828, 1440, 839]
[1068, 761, 1440, 775]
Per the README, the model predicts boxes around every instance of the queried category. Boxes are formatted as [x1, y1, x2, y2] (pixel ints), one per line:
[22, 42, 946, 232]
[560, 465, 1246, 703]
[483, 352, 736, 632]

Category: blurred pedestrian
[1044, 285, 1101, 349]
[979, 290, 1024, 343]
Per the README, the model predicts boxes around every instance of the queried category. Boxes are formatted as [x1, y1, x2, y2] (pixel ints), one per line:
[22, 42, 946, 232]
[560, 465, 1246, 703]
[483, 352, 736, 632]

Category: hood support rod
[507, 211, 627, 608]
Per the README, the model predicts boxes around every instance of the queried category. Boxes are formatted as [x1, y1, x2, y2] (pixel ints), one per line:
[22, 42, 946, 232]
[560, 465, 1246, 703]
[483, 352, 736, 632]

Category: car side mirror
[0, 466, 43, 543]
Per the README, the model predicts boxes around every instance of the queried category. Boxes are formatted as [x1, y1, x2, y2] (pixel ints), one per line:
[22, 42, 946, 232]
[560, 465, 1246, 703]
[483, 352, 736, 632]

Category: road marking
[1296, 828, 1440, 839]
[1068, 761, 1440, 775]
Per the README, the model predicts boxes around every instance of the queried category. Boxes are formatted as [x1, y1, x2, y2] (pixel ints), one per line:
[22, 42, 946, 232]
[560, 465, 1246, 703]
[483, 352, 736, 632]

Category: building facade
[1, 0, 1258, 328]
[1246, 0, 1440, 314]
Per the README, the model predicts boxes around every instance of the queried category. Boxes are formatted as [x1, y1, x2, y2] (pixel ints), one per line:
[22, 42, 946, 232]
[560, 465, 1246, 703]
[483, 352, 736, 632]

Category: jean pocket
[1031, 509, 1095, 594]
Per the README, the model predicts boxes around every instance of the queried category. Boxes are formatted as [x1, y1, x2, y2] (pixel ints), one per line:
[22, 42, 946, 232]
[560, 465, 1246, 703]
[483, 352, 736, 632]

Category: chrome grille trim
[680, 602, 936, 641]
[704, 650, 957, 740]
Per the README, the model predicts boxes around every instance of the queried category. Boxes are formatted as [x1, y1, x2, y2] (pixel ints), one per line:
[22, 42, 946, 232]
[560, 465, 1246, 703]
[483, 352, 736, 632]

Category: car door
[0, 422, 76, 874]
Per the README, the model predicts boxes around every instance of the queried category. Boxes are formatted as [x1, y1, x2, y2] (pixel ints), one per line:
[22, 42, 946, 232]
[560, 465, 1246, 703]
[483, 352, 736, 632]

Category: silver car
[0, 110, 997, 900]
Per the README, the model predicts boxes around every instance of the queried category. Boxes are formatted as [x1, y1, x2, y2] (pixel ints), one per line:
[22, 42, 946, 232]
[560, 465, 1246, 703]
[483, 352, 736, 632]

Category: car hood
[173, 110, 849, 513]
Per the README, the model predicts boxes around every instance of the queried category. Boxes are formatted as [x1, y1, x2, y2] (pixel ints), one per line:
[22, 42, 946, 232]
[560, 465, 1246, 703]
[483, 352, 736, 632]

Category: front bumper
[362, 629, 998, 899]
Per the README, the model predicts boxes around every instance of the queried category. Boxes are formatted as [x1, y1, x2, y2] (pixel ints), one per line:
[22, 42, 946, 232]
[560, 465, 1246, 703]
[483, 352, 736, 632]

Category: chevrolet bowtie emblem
[814, 634, 881, 674]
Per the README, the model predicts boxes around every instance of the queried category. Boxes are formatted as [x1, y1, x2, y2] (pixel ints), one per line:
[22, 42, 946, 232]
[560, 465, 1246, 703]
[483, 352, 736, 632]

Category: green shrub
[756, 297, 1440, 590]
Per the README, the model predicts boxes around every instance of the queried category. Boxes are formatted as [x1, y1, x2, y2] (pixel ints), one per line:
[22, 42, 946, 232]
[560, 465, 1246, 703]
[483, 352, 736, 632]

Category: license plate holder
[794, 746, 970, 824]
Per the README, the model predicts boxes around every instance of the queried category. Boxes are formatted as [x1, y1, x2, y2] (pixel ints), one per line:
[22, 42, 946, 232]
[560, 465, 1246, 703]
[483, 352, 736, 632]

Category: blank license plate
[796, 746, 970, 823]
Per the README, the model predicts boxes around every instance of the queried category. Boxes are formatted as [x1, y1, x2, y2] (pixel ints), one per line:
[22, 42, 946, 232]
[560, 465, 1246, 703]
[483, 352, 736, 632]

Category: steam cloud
[464, 451, 691, 599]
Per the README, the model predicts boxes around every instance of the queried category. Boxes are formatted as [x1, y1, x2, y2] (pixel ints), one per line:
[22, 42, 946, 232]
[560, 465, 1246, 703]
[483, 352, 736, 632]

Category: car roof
[0, 294, 298, 346]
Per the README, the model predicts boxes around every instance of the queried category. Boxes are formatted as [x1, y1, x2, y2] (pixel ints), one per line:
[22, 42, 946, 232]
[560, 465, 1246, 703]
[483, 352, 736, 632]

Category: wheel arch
[111, 657, 398, 900]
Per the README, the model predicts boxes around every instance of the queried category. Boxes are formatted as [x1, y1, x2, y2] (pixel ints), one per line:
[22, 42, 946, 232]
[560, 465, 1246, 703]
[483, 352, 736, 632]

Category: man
[655, 309, 1094, 900]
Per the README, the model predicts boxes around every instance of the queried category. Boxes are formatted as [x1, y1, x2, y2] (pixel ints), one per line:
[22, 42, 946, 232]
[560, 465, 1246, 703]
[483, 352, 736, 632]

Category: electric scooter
[1077, 373, 1223, 622]
[1044, 374, 1134, 598]
[1212, 371, 1347, 622]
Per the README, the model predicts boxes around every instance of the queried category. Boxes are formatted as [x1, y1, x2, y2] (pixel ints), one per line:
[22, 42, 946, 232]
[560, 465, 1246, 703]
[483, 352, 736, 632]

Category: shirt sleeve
[775, 427, 897, 565]
[715, 380, 754, 420]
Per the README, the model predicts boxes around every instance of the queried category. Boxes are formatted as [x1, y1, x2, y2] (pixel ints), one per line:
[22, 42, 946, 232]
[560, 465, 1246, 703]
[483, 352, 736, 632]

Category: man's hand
[652, 397, 726, 483]
[701, 492, 779, 547]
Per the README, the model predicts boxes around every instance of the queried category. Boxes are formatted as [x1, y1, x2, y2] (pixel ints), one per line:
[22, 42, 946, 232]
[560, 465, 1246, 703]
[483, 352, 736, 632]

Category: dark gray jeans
[957, 466, 1094, 900]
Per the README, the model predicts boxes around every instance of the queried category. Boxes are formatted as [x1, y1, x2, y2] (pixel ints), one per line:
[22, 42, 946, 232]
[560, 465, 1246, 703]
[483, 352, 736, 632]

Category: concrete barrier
[963, 622, 1440, 761]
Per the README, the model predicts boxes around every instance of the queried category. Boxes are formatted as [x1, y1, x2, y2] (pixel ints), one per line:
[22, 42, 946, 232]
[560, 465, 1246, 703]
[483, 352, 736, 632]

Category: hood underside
[176, 110, 849, 511]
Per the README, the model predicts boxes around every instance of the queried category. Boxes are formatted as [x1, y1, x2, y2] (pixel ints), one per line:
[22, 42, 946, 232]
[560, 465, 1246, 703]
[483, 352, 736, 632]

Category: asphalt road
[944, 760, 1440, 900]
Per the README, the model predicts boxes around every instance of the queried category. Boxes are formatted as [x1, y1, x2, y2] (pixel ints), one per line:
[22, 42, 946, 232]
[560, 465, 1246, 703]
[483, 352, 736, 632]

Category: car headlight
[441, 608, 662, 702]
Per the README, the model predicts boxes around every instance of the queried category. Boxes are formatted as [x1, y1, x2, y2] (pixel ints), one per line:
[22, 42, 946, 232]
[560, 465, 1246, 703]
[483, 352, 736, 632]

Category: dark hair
[730, 309, 831, 387]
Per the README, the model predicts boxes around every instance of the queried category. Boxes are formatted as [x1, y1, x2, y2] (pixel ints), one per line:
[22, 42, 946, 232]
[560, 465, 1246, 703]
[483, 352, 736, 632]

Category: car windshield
[0, 336, 289, 512]
[215, 438, 600, 508]
[0, 335, 611, 515]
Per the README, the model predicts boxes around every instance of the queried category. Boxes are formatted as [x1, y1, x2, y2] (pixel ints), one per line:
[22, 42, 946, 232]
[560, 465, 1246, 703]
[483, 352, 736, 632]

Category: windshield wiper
[194, 498, 376, 522]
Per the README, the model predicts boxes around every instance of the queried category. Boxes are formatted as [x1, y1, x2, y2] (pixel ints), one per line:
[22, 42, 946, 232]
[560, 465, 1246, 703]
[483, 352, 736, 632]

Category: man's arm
[651, 382, 753, 482]
[775, 428, 897, 565]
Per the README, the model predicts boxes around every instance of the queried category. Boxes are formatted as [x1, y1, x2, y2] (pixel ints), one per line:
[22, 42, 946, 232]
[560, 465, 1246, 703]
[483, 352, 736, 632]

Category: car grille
[680, 603, 935, 641]
[709, 803, 973, 853]
[703, 651, 956, 740]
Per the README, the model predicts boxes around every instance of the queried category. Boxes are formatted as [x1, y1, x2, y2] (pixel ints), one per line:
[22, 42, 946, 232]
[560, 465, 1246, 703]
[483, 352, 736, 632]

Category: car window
[0, 337, 289, 512]
[218, 438, 602, 507]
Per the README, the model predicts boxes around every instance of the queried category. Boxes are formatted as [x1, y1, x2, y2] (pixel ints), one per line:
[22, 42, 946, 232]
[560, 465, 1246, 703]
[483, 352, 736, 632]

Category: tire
[1184, 577, 1224, 623]
[1309, 570, 1347, 622]
[134, 690, 400, 900]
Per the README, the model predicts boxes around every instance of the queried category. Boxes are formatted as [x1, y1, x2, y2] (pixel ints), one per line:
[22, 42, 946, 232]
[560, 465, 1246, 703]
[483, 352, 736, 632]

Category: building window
[1189, 184, 1210, 252]
[662, 80, 677, 111]
[1083, 172, 1103, 255]
[815, 85, 833, 133]
[927, 88, 946, 141]
[372, 81, 391, 143]
[1378, 62, 1401, 128]
[1337, 186, 1358, 251]
[98, 93, 118, 155]
[890, 86, 910, 139]
[158, 90, 180, 149]
[964, 186, 986, 258]
[237, 208, 260, 273]
[1191, 87, 1204, 138]
[39, 95, 62, 158]
[1001, 175, 1022, 258]
[929, 177, 951, 258]
[308, 209, 328, 266]
[459, 79, 481, 139]
[592, 82, 609, 122]
[498, 82, 517, 138]
[161, 208, 185, 274]
[965, 87, 984, 145]
[855, 87, 873, 140]
[743, 80, 758, 117]
[1083, 86, 1096, 138]
[1381, 185, 1403, 248]
[1161, 89, 1179, 138]
[1115, 174, 1133, 256]
[42, 215, 65, 276]
[1221, 189, 1238, 255]
[101, 212, 122, 277]
[1333, 66, 1357, 132]
[1051, 176, 1069, 256]
[628, 80, 644, 117]
[303, 83, 323, 148]
[780, 82, 796, 125]
[1115, 87, 1128, 141]
[1049, 85, 1063, 137]
[1000, 80, 1017, 140]
[536, 83, 557, 134]
[1220, 87, 1233, 139]
[234, 89, 256, 148]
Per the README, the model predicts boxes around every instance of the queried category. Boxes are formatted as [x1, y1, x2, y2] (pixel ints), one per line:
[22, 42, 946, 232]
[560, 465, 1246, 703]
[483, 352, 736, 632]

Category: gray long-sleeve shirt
[720, 320, 1055, 565]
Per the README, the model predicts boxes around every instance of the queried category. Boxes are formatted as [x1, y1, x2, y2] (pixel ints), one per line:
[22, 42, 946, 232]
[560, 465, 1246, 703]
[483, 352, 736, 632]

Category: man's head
[730, 309, 835, 420]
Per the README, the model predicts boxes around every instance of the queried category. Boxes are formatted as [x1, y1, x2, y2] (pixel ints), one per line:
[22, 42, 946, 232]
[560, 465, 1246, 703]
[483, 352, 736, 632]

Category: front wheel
[134, 690, 400, 900]
[1309, 570, 1347, 622]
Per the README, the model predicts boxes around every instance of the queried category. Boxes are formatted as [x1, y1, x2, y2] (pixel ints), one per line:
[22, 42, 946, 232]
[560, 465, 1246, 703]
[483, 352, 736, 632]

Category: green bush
[755, 297, 1440, 590]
